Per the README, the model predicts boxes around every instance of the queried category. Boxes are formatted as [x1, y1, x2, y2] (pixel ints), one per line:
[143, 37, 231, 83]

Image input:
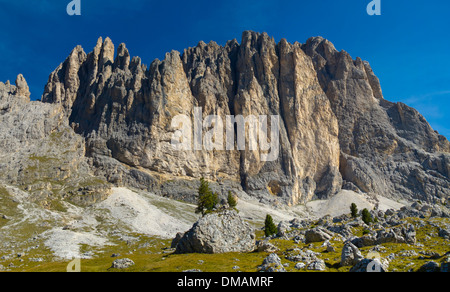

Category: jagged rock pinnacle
[38, 31, 450, 205]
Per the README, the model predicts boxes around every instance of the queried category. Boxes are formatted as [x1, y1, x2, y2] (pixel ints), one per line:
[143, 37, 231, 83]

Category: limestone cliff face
[0, 77, 110, 208]
[40, 31, 450, 205]
[302, 36, 450, 203]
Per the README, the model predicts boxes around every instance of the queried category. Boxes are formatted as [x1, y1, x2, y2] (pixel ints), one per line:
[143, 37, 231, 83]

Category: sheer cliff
[37, 31, 449, 205]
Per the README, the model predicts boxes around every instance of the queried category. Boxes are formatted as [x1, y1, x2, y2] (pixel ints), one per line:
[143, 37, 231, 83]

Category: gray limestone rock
[302, 36, 450, 204]
[111, 258, 135, 269]
[305, 227, 334, 243]
[40, 33, 342, 206]
[4, 30, 449, 208]
[340, 241, 364, 266]
[258, 253, 286, 272]
[174, 209, 255, 254]
[0, 80, 111, 206]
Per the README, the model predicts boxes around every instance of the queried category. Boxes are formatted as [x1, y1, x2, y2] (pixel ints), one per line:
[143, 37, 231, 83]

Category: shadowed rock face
[40, 31, 450, 205]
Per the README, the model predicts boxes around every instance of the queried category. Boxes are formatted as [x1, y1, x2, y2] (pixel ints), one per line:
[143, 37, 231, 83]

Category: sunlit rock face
[40, 31, 450, 205]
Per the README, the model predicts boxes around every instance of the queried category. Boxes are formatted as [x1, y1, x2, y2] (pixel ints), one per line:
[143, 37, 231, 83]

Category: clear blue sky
[0, 0, 449, 138]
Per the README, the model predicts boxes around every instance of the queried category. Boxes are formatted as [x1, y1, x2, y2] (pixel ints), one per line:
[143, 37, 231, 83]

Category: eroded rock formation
[34, 31, 450, 205]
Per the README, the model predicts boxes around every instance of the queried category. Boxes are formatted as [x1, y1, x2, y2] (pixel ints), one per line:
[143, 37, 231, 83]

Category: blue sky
[0, 0, 449, 138]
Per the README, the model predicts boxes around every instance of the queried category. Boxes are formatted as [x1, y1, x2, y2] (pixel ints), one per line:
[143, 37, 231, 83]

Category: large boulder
[174, 209, 256, 254]
[305, 227, 334, 243]
[340, 241, 364, 266]
[438, 225, 450, 239]
[417, 261, 440, 272]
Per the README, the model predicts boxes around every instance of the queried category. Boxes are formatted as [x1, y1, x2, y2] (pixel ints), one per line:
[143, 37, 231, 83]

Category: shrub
[264, 214, 278, 237]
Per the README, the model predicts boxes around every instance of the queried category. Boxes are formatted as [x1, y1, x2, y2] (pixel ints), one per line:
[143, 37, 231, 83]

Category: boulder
[305, 227, 334, 243]
[174, 209, 255, 254]
[294, 262, 306, 270]
[438, 226, 450, 239]
[111, 258, 135, 269]
[171, 232, 184, 248]
[440, 257, 450, 272]
[417, 261, 440, 272]
[307, 259, 326, 271]
[256, 240, 279, 253]
[340, 241, 364, 266]
[258, 253, 286, 272]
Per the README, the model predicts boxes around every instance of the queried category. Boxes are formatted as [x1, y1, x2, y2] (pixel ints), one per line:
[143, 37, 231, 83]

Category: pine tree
[196, 177, 218, 216]
[227, 191, 237, 209]
[264, 214, 277, 237]
[361, 208, 373, 225]
[350, 203, 358, 218]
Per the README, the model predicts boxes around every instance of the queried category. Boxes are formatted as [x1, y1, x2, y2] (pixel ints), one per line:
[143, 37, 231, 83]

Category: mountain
[0, 31, 447, 208]
[0, 77, 110, 209]
[0, 31, 449, 272]
[35, 31, 450, 206]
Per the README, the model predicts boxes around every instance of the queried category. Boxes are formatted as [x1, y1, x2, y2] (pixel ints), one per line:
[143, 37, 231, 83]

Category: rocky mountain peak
[0, 74, 31, 101]
[15, 74, 31, 100]
[37, 31, 449, 205]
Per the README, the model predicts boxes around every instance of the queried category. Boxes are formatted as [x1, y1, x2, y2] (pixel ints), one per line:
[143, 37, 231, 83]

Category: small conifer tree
[361, 208, 373, 225]
[227, 191, 237, 209]
[196, 177, 218, 216]
[350, 203, 358, 218]
[264, 214, 277, 237]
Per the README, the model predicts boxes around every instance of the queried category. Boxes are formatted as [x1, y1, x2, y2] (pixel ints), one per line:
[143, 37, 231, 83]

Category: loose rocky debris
[167, 197, 449, 272]
[255, 201, 450, 272]
[350, 223, 416, 247]
[258, 253, 286, 272]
